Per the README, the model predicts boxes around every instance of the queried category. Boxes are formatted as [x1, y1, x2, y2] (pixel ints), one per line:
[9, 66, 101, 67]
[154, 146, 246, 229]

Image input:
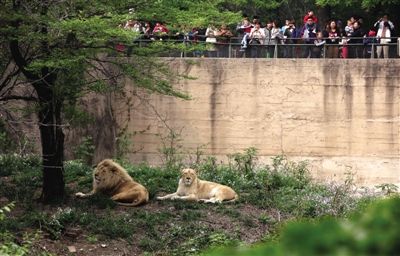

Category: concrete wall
[120, 59, 399, 186]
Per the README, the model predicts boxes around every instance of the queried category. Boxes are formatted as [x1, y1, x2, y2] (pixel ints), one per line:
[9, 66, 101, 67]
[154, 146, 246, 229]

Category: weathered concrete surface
[119, 59, 399, 186]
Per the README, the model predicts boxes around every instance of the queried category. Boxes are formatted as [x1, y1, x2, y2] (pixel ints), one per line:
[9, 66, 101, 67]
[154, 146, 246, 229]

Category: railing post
[229, 41, 232, 58]
[371, 42, 375, 59]
[397, 37, 400, 57]
[180, 40, 184, 58]
[274, 43, 278, 58]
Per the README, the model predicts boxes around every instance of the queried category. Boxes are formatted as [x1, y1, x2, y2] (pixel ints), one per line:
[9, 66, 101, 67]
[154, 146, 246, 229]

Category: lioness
[157, 168, 238, 203]
[75, 159, 149, 206]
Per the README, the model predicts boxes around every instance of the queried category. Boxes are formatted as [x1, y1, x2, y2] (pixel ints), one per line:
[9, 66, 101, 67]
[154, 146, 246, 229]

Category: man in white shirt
[374, 15, 394, 58]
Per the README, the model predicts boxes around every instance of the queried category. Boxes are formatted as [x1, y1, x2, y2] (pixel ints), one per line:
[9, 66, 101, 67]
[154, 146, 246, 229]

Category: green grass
[0, 152, 381, 255]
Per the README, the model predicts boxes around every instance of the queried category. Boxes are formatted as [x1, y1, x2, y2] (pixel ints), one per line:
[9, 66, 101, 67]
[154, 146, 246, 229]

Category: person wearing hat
[363, 29, 378, 58]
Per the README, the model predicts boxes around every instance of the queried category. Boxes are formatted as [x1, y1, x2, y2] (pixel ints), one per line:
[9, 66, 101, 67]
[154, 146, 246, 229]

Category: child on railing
[363, 30, 378, 58]
[238, 17, 253, 50]
[313, 32, 326, 58]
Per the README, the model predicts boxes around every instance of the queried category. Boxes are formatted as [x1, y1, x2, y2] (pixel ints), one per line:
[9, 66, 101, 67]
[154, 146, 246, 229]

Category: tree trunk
[317, 5, 331, 26]
[39, 99, 65, 202]
[9, 20, 66, 202]
[35, 76, 65, 202]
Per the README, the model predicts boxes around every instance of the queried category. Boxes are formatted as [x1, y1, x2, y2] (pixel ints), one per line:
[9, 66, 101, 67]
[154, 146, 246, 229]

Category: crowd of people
[120, 11, 397, 59]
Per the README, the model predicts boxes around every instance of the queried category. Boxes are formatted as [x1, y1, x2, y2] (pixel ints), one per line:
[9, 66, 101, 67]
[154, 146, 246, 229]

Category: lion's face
[181, 168, 197, 186]
[92, 159, 121, 188]
[93, 167, 105, 185]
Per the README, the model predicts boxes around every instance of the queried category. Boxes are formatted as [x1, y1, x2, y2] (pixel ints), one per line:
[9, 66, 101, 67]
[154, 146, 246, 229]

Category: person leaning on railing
[264, 20, 280, 58]
[152, 22, 169, 40]
[313, 32, 326, 58]
[283, 20, 298, 58]
[249, 22, 265, 58]
[363, 29, 378, 58]
[324, 20, 342, 58]
[216, 25, 233, 57]
[301, 17, 319, 58]
[205, 24, 219, 57]
[348, 21, 365, 58]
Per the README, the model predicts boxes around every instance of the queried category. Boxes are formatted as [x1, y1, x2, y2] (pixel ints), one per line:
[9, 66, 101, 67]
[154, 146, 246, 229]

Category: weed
[376, 183, 398, 195]
[0, 203, 14, 221]
[173, 230, 238, 256]
[188, 143, 208, 167]
[125, 164, 179, 198]
[258, 213, 273, 225]
[83, 194, 116, 209]
[228, 147, 258, 176]
[0, 203, 50, 256]
[115, 132, 133, 161]
[182, 210, 203, 221]
[88, 214, 135, 238]
[240, 215, 256, 228]
[64, 160, 93, 184]
[209, 232, 237, 247]
[216, 207, 241, 219]
[0, 154, 41, 177]
[0, 121, 35, 155]
[0, 155, 42, 203]
[86, 234, 98, 243]
[159, 128, 184, 171]
[139, 237, 159, 252]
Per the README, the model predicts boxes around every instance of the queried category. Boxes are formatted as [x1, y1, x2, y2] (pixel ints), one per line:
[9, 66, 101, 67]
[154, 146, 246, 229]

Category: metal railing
[120, 36, 400, 59]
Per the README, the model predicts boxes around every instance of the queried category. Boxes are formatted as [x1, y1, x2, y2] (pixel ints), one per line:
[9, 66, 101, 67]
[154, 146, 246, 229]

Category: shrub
[0, 203, 45, 256]
[0, 154, 41, 177]
[0, 155, 42, 203]
[203, 196, 400, 256]
[72, 136, 95, 165]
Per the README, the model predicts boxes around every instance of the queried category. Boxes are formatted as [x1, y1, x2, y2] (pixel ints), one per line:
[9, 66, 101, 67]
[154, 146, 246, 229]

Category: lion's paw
[75, 192, 85, 198]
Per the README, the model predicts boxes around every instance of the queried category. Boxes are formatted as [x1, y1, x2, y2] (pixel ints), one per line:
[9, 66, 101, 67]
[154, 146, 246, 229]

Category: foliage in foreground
[204, 196, 400, 256]
[0, 203, 40, 256]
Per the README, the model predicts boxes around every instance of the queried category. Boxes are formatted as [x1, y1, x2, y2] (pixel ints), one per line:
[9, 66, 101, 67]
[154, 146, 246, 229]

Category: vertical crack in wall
[384, 60, 398, 153]
[344, 63, 353, 155]
[364, 60, 377, 119]
[209, 60, 224, 155]
[322, 61, 339, 152]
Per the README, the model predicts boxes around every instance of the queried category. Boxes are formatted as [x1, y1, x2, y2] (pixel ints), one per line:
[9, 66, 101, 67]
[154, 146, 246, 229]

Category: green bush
[0, 154, 41, 177]
[72, 136, 95, 165]
[125, 163, 180, 199]
[0, 155, 42, 203]
[0, 203, 44, 256]
[194, 154, 361, 218]
[203, 196, 400, 256]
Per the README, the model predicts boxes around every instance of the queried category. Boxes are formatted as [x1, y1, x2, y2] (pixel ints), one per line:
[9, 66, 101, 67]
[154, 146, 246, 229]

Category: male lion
[157, 168, 238, 203]
[75, 159, 149, 207]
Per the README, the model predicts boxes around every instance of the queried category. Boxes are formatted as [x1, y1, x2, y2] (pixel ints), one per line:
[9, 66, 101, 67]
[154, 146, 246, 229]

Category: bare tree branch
[0, 95, 38, 102]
